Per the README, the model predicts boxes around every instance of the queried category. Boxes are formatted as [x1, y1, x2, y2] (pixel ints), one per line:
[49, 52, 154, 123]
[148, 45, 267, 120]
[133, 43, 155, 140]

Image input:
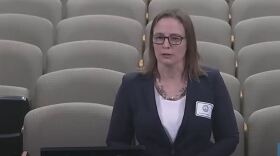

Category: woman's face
[153, 17, 187, 67]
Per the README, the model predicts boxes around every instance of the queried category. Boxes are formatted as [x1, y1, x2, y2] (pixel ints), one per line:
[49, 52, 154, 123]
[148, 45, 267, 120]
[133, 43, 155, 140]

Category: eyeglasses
[153, 34, 185, 45]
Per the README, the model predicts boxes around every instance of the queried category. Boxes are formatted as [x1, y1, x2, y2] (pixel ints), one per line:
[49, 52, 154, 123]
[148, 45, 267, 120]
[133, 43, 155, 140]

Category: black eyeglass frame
[152, 34, 185, 45]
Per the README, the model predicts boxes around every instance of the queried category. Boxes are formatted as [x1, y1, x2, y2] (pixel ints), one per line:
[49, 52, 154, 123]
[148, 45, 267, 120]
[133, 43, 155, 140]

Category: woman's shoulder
[200, 66, 222, 80]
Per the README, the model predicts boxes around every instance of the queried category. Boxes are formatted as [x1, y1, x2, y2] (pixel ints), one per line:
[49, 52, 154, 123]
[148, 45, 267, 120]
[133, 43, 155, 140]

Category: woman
[107, 9, 239, 156]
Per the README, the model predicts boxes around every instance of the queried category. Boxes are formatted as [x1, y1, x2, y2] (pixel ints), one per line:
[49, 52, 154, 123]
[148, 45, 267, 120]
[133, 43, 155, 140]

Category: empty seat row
[20, 102, 280, 156]
[1, 69, 280, 155]
[3, 62, 280, 121]
[1, 39, 280, 110]
[0, 0, 229, 25]
[1, 13, 280, 58]
[0, 14, 143, 52]
[1, 0, 280, 27]
[2, 38, 280, 90]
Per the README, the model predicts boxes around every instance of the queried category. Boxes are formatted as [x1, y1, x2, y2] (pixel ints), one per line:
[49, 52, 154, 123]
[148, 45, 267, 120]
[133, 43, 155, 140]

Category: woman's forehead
[153, 17, 185, 34]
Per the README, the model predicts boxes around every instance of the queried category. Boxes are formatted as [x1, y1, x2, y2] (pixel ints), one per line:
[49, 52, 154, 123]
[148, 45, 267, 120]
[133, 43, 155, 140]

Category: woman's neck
[157, 63, 185, 82]
[155, 63, 188, 100]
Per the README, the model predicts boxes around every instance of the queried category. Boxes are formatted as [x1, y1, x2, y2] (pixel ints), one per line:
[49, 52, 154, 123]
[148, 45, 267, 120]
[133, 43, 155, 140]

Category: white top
[154, 87, 186, 143]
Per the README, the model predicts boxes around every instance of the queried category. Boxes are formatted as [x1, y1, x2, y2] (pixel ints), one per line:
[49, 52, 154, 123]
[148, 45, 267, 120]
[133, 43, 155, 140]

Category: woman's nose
[162, 38, 171, 48]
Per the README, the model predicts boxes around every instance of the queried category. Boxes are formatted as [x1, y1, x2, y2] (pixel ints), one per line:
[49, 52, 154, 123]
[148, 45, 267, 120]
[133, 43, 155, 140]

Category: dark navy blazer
[107, 68, 239, 156]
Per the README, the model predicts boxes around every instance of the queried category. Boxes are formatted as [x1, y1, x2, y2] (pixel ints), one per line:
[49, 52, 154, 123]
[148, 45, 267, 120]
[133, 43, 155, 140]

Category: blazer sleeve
[106, 74, 134, 146]
[198, 71, 239, 156]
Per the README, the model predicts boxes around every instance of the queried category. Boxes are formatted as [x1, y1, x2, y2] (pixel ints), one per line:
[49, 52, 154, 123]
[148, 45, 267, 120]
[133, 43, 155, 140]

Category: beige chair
[145, 16, 231, 49]
[148, 0, 229, 21]
[221, 73, 241, 111]
[237, 41, 280, 84]
[242, 70, 280, 120]
[47, 40, 140, 73]
[234, 16, 280, 52]
[198, 42, 235, 76]
[0, 40, 42, 97]
[0, 0, 62, 25]
[247, 105, 280, 156]
[0, 85, 29, 98]
[0, 14, 53, 54]
[23, 102, 112, 156]
[57, 15, 143, 52]
[231, 0, 280, 26]
[66, 0, 146, 26]
[33, 68, 123, 108]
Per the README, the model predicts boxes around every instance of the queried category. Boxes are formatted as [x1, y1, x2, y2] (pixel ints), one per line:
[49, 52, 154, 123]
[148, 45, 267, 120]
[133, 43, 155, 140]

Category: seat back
[237, 41, 280, 84]
[231, 0, 280, 26]
[0, 40, 42, 96]
[47, 40, 140, 73]
[247, 105, 280, 156]
[0, 14, 53, 54]
[57, 15, 143, 52]
[234, 16, 280, 52]
[148, 0, 229, 21]
[198, 42, 235, 76]
[66, 0, 146, 26]
[33, 68, 123, 108]
[23, 102, 112, 156]
[242, 70, 280, 120]
[0, 0, 62, 25]
[221, 73, 241, 111]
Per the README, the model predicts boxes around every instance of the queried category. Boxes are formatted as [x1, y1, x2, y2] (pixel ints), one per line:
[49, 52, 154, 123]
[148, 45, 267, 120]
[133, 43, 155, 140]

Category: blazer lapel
[174, 78, 197, 145]
[141, 75, 172, 147]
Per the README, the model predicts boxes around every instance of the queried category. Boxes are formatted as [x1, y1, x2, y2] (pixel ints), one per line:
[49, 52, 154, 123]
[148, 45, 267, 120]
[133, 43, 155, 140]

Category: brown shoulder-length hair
[143, 9, 206, 80]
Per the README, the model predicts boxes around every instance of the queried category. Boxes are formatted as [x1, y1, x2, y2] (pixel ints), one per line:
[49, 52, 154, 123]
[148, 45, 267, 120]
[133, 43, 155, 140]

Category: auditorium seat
[47, 40, 140, 73]
[198, 42, 235, 76]
[242, 70, 280, 120]
[0, 85, 29, 98]
[234, 16, 280, 52]
[146, 16, 231, 48]
[0, 0, 62, 25]
[0, 40, 42, 97]
[237, 41, 280, 84]
[0, 14, 53, 70]
[148, 0, 229, 22]
[23, 102, 112, 156]
[221, 73, 241, 111]
[66, 0, 146, 26]
[247, 105, 280, 156]
[231, 0, 280, 26]
[33, 68, 123, 108]
[56, 15, 143, 52]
